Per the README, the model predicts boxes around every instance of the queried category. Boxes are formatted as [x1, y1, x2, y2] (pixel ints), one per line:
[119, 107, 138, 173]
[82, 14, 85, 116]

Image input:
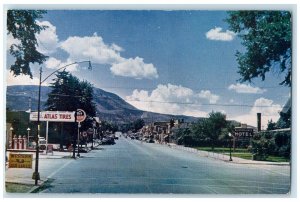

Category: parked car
[32, 137, 47, 150]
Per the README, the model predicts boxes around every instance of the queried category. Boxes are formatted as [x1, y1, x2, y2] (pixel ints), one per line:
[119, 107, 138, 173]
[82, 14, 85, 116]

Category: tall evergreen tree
[45, 70, 96, 116]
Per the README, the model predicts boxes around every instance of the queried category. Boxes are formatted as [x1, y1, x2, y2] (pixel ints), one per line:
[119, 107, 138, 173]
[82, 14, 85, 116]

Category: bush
[251, 132, 275, 160]
[274, 131, 291, 157]
[250, 130, 291, 160]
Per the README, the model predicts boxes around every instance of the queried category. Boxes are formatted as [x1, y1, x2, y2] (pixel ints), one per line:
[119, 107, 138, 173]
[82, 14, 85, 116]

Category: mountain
[6, 85, 199, 124]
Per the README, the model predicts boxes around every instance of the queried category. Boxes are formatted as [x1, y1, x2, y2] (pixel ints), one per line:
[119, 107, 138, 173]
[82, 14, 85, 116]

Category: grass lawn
[5, 182, 33, 193]
[195, 147, 289, 162]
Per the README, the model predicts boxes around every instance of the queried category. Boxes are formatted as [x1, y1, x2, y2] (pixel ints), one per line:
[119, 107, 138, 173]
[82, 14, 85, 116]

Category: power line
[98, 85, 288, 91]
[125, 99, 289, 109]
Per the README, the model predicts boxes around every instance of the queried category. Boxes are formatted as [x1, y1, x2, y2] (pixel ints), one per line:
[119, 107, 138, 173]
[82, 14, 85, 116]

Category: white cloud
[110, 57, 158, 79]
[230, 97, 282, 129]
[59, 33, 158, 79]
[44, 57, 79, 72]
[6, 71, 48, 86]
[206, 27, 236, 41]
[228, 83, 267, 94]
[198, 90, 219, 104]
[36, 20, 59, 54]
[126, 84, 216, 117]
[45, 57, 62, 69]
[60, 33, 123, 65]
[110, 43, 124, 52]
[250, 97, 282, 116]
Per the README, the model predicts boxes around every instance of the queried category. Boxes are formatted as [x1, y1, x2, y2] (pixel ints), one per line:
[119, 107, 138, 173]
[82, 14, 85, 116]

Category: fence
[164, 143, 229, 161]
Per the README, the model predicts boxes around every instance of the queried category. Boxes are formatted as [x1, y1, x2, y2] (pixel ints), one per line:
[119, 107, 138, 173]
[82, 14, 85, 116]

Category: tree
[267, 119, 277, 131]
[132, 119, 145, 132]
[176, 128, 193, 146]
[277, 108, 291, 129]
[192, 112, 227, 150]
[45, 70, 96, 116]
[7, 10, 48, 78]
[226, 11, 292, 86]
[206, 111, 227, 150]
[45, 70, 96, 148]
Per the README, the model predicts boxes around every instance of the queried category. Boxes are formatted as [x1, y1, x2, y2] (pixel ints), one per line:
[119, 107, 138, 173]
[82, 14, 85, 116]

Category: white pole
[46, 121, 49, 154]
[77, 123, 80, 157]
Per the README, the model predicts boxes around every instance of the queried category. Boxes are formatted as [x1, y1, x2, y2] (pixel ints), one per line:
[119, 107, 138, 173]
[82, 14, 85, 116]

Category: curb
[161, 143, 290, 166]
[28, 184, 42, 193]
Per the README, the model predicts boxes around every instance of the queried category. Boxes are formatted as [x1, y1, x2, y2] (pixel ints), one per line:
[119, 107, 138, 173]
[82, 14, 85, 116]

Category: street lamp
[32, 60, 92, 185]
[228, 132, 233, 161]
[8, 127, 13, 149]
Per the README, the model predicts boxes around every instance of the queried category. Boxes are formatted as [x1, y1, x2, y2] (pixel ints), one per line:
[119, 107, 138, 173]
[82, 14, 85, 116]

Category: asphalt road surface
[40, 136, 290, 195]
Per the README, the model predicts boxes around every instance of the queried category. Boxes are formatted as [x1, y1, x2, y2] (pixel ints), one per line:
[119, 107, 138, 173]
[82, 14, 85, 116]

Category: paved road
[40, 136, 290, 194]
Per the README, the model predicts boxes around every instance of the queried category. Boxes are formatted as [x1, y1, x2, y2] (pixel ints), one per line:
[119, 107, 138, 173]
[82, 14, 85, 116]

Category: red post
[18, 135, 22, 149]
[13, 135, 17, 149]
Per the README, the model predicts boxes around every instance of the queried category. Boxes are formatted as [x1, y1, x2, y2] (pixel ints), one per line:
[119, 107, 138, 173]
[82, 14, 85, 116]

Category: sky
[6, 10, 291, 128]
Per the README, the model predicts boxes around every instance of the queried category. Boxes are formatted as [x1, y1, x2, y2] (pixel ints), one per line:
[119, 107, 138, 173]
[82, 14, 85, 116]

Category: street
[38, 136, 290, 194]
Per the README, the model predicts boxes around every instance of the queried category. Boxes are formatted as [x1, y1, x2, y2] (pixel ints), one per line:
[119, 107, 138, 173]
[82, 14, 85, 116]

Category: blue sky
[6, 10, 291, 128]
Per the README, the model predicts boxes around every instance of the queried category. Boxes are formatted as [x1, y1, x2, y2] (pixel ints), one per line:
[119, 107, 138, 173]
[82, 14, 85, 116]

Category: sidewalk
[164, 143, 290, 166]
[5, 142, 101, 193]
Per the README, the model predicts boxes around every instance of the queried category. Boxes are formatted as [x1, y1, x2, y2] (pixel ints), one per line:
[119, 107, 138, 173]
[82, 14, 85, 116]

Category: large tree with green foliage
[226, 11, 292, 86]
[7, 10, 48, 78]
[45, 70, 96, 116]
[192, 111, 227, 150]
[45, 70, 96, 148]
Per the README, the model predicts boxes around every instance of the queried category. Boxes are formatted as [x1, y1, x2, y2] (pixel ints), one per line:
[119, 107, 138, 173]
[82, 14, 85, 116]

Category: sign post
[75, 109, 86, 157]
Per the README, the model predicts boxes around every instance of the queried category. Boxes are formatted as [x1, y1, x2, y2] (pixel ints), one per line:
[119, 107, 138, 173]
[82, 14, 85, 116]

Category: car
[31, 137, 47, 150]
[101, 137, 115, 145]
[147, 139, 155, 143]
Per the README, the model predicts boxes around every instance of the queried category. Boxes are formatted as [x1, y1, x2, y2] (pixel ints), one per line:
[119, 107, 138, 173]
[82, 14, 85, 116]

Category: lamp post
[8, 127, 13, 150]
[92, 120, 96, 150]
[228, 132, 233, 161]
[32, 60, 92, 185]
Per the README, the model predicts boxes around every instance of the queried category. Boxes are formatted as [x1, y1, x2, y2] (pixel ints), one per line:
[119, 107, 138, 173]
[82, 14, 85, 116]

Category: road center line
[47, 159, 74, 179]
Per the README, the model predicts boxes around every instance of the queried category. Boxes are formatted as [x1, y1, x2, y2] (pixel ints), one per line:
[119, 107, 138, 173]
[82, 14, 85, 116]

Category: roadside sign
[30, 111, 75, 122]
[234, 128, 254, 137]
[76, 109, 86, 123]
[9, 153, 32, 169]
[82, 131, 87, 137]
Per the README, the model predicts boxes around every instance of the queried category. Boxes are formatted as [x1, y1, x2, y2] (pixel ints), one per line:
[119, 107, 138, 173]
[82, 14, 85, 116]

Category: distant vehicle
[101, 136, 115, 145]
[115, 131, 122, 137]
[32, 137, 47, 150]
[130, 136, 135, 140]
[147, 139, 155, 143]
